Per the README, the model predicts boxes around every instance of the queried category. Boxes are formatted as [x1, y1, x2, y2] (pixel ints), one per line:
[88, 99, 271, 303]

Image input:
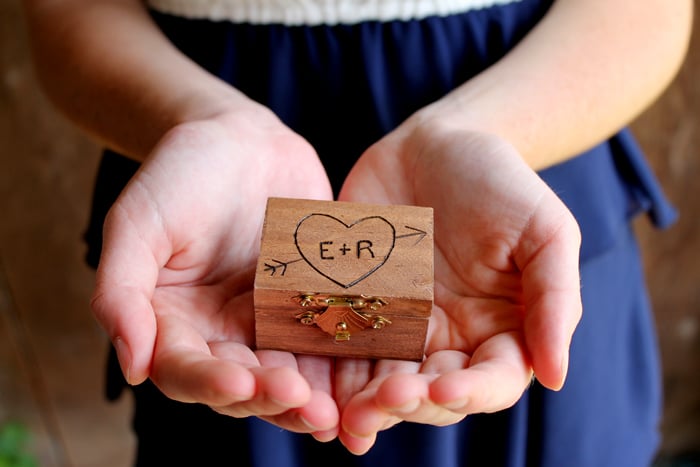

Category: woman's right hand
[90, 109, 342, 439]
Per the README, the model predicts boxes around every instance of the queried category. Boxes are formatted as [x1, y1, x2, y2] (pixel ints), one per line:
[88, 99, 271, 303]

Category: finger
[334, 358, 381, 453]
[339, 430, 378, 456]
[376, 373, 442, 421]
[91, 287, 155, 385]
[309, 427, 340, 443]
[375, 351, 470, 424]
[338, 384, 392, 456]
[297, 354, 333, 397]
[230, 366, 312, 415]
[296, 355, 340, 440]
[260, 388, 339, 437]
[343, 352, 470, 429]
[334, 358, 374, 411]
[246, 351, 314, 414]
[338, 360, 419, 454]
[515, 195, 582, 390]
[91, 201, 167, 385]
[429, 331, 532, 414]
[151, 316, 257, 405]
[340, 379, 400, 440]
[209, 340, 260, 368]
[228, 352, 338, 434]
[214, 350, 311, 417]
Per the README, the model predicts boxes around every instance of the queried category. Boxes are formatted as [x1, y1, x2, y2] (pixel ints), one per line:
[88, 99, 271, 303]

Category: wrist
[172, 80, 280, 132]
[401, 96, 550, 171]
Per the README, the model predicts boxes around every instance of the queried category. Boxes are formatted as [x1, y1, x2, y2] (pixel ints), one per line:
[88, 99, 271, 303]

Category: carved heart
[294, 214, 395, 288]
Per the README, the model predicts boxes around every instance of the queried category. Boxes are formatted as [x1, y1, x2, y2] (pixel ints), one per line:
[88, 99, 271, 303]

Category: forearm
[417, 0, 693, 170]
[22, 0, 268, 161]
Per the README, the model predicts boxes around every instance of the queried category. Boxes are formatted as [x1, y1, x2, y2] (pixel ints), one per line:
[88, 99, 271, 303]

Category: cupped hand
[335, 122, 582, 453]
[90, 110, 340, 438]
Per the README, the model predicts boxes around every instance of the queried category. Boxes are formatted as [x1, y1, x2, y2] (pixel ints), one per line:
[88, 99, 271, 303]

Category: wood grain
[254, 198, 433, 360]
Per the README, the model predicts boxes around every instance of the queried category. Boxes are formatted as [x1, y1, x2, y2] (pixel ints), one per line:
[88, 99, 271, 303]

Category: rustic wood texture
[1, 1, 135, 465]
[630, 6, 700, 458]
[255, 198, 433, 360]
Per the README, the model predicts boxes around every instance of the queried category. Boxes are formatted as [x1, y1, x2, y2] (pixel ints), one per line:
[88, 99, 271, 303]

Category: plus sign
[339, 244, 351, 255]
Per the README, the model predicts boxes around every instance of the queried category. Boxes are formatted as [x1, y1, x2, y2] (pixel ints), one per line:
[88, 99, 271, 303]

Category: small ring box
[254, 197, 433, 361]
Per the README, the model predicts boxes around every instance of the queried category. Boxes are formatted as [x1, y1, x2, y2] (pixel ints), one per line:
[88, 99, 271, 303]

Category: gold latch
[294, 294, 391, 342]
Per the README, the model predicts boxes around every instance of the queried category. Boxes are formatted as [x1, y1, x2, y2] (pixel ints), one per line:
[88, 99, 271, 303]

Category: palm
[336, 128, 582, 453]
[92, 116, 339, 436]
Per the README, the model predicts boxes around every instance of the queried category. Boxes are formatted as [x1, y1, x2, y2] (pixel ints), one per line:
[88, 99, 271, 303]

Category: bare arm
[22, 0, 273, 161]
[23, 0, 341, 439]
[23, 0, 691, 168]
[334, 0, 692, 453]
[413, 0, 693, 169]
[20, 0, 693, 453]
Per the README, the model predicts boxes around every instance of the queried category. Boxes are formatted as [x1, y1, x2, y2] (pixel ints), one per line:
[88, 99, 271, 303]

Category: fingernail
[114, 337, 132, 384]
[312, 428, 339, 443]
[441, 398, 469, 411]
[341, 424, 374, 440]
[557, 356, 569, 390]
[389, 398, 420, 415]
[299, 416, 322, 432]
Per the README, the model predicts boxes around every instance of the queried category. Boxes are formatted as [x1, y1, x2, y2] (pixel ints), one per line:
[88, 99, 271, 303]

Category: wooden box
[254, 197, 433, 361]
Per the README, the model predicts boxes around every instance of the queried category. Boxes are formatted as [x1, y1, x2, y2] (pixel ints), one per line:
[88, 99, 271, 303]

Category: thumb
[90, 203, 164, 385]
[517, 196, 582, 390]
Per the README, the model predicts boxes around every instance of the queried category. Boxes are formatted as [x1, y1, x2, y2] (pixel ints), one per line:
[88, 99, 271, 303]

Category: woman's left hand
[334, 120, 582, 454]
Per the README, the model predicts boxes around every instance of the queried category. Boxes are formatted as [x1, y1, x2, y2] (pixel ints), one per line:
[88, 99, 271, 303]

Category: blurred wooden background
[0, 1, 133, 465]
[633, 6, 700, 460]
[0, 0, 698, 465]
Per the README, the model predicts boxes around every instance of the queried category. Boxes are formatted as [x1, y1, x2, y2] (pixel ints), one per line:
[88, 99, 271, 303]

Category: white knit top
[145, 0, 522, 26]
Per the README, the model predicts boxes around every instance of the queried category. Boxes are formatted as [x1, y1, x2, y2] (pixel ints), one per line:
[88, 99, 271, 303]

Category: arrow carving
[395, 225, 427, 245]
[263, 258, 302, 276]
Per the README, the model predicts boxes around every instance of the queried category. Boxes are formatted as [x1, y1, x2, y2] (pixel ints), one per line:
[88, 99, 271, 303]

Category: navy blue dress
[84, 0, 677, 465]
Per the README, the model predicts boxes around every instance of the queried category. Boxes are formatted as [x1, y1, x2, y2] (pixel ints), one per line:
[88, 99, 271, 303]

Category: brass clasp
[294, 294, 391, 341]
